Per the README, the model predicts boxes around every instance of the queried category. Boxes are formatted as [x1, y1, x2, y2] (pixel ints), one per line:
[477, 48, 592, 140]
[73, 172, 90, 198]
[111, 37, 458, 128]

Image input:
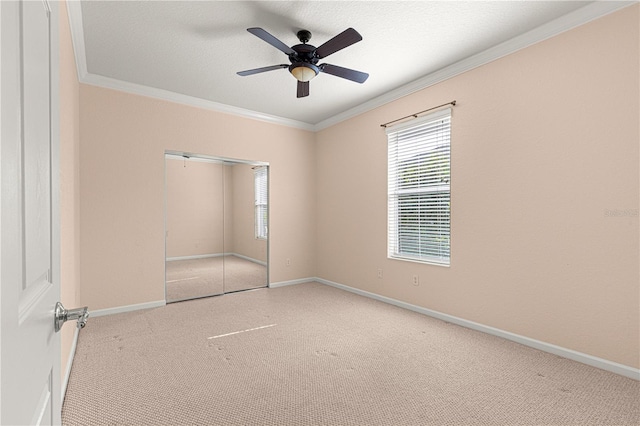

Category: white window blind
[254, 167, 268, 239]
[387, 108, 451, 265]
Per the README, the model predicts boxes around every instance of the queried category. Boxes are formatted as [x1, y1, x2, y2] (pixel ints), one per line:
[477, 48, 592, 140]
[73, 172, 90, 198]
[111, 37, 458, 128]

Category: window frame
[387, 108, 451, 266]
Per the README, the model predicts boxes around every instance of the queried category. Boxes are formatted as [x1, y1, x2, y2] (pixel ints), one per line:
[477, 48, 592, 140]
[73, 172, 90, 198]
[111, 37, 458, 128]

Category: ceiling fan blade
[315, 28, 362, 59]
[247, 27, 296, 56]
[320, 64, 369, 83]
[297, 81, 309, 98]
[237, 64, 288, 76]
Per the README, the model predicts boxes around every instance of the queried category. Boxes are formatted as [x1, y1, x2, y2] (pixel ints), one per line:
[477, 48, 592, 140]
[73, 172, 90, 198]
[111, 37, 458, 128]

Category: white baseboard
[269, 278, 315, 288]
[61, 325, 80, 404]
[90, 300, 166, 318]
[314, 277, 640, 381]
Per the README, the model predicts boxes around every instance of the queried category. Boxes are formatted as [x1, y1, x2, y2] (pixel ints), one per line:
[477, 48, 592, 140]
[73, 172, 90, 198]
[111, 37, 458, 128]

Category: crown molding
[313, 1, 636, 131]
[80, 72, 316, 131]
[66, 0, 88, 81]
[67, 1, 635, 133]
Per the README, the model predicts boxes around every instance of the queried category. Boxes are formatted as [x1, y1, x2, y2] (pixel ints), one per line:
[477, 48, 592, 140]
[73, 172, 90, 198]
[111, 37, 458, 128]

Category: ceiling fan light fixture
[238, 27, 367, 97]
[289, 63, 319, 82]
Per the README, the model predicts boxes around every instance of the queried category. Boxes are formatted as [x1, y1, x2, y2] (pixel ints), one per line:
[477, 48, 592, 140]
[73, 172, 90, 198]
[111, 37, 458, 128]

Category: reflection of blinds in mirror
[254, 167, 268, 239]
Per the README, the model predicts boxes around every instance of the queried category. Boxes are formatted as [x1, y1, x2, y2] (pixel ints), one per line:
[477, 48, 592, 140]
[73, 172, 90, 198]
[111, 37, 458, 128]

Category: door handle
[54, 302, 89, 333]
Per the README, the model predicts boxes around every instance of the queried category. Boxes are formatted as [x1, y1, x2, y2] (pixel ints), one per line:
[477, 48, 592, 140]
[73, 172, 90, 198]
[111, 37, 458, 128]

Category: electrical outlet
[412, 275, 419, 286]
[377, 269, 383, 279]
[286, 258, 291, 267]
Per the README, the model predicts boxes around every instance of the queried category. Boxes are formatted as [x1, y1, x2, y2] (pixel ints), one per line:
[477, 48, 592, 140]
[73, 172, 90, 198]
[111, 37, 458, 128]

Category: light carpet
[62, 282, 639, 425]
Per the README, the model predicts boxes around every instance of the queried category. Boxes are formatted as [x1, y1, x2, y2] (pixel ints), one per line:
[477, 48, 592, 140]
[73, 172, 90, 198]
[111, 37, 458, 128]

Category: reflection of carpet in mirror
[165, 255, 266, 302]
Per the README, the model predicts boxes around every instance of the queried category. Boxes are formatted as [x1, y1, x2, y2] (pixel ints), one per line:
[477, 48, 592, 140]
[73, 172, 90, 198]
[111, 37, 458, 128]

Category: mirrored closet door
[164, 153, 268, 303]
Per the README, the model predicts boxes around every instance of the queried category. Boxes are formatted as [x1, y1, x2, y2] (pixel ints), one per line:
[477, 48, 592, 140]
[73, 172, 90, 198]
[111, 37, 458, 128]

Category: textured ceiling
[77, 1, 599, 126]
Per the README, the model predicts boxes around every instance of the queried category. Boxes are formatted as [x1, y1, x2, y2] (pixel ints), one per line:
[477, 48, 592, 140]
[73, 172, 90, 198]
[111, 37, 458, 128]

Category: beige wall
[59, 0, 81, 384]
[165, 158, 226, 258]
[316, 6, 639, 368]
[79, 86, 316, 310]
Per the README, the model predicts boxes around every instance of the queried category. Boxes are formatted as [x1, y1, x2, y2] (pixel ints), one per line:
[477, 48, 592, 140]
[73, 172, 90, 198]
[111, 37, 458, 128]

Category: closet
[164, 153, 268, 302]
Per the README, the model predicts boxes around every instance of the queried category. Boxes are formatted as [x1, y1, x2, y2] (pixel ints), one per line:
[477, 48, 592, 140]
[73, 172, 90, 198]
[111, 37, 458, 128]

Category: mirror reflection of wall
[225, 163, 268, 293]
[164, 154, 268, 303]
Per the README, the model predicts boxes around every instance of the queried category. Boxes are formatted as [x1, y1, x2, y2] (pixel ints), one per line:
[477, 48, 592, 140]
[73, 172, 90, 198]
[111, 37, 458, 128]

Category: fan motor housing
[290, 44, 318, 65]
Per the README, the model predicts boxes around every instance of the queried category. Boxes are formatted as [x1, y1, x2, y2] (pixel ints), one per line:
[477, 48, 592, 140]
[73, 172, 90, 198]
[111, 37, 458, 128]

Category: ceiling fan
[237, 27, 369, 98]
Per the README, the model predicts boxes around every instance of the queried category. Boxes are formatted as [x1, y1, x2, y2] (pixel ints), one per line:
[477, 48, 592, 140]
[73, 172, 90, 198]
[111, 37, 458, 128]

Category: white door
[1, 1, 61, 424]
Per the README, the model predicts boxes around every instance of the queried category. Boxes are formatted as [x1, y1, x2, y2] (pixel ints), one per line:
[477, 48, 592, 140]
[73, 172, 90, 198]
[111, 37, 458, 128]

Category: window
[254, 167, 268, 239]
[387, 108, 451, 266]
